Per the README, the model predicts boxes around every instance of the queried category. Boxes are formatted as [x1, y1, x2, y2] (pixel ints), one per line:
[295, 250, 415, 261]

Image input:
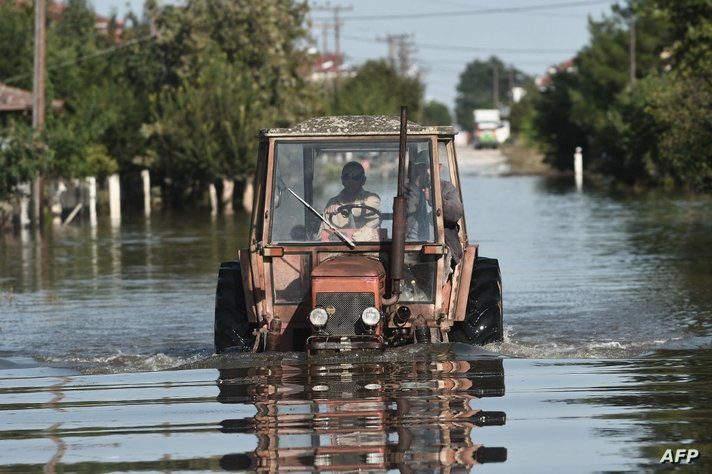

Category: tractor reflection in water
[216, 355, 507, 471]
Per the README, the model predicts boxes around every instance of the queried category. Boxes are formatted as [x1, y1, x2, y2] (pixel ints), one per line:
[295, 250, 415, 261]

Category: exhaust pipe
[384, 106, 408, 306]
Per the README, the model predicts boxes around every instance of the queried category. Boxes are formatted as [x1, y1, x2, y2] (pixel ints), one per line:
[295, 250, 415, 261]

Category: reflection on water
[3, 348, 712, 472]
[216, 350, 507, 472]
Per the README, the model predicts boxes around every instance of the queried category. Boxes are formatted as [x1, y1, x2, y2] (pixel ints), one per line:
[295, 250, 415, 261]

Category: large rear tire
[450, 257, 503, 345]
[214, 261, 254, 353]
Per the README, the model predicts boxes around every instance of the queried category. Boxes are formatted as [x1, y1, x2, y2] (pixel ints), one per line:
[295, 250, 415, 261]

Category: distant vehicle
[472, 109, 509, 149]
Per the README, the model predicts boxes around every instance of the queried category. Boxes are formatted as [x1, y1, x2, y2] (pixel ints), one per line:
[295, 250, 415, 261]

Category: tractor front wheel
[214, 261, 254, 353]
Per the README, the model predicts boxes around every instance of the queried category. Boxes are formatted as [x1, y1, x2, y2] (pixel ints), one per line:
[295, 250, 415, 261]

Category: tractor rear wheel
[450, 257, 503, 345]
[214, 261, 254, 353]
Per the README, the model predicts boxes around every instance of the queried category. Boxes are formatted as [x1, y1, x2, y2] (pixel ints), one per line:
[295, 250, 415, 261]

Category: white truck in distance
[473, 109, 510, 149]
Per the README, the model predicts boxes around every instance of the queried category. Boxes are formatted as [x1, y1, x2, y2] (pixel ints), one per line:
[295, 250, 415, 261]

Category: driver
[322, 161, 381, 240]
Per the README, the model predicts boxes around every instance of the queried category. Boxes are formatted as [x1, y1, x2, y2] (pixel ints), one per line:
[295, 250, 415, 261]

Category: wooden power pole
[32, 0, 46, 225]
[629, 14, 637, 84]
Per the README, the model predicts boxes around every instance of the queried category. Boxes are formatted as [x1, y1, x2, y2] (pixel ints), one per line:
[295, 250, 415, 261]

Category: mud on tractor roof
[260, 115, 456, 138]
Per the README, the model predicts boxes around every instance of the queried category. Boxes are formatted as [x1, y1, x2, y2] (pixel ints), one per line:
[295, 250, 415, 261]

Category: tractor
[214, 108, 503, 354]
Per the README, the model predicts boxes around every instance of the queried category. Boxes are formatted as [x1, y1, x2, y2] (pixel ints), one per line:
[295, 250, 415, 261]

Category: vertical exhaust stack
[384, 106, 408, 306]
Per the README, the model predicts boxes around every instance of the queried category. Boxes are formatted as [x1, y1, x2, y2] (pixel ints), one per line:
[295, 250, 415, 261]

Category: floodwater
[1, 149, 712, 472]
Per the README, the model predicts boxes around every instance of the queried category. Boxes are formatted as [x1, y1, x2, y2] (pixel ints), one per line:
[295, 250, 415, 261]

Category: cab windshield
[270, 139, 435, 245]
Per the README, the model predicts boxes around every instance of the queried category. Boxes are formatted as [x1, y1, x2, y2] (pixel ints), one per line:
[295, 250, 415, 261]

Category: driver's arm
[359, 192, 381, 228]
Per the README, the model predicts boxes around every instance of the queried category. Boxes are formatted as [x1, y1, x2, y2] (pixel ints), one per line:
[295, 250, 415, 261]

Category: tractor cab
[214, 113, 503, 354]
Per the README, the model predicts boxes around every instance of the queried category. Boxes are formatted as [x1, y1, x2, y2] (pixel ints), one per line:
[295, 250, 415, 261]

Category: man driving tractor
[322, 161, 382, 242]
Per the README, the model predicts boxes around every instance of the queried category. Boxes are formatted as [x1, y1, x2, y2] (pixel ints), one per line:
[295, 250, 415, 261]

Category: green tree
[0, 2, 36, 197]
[0, 1, 34, 90]
[332, 60, 424, 119]
[422, 100, 452, 126]
[145, 0, 319, 204]
[567, 2, 671, 168]
[528, 71, 587, 170]
[454, 57, 527, 131]
[0, 123, 40, 200]
[605, 0, 712, 188]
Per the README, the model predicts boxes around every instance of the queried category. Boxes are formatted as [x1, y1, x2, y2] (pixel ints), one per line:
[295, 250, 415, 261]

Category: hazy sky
[92, 0, 618, 111]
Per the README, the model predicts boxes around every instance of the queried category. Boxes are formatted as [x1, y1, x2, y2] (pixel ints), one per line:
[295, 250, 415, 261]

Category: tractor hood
[312, 256, 386, 279]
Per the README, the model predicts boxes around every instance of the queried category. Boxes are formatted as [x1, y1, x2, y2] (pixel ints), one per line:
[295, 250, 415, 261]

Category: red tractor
[215, 109, 503, 354]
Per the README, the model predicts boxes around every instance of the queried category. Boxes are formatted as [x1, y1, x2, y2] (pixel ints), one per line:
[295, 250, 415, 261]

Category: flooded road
[1, 148, 712, 471]
[3, 346, 712, 472]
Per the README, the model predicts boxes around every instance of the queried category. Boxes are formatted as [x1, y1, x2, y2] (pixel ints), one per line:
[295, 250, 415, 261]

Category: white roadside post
[51, 180, 66, 225]
[574, 146, 583, 192]
[209, 183, 218, 217]
[18, 183, 31, 228]
[222, 178, 234, 215]
[86, 176, 97, 227]
[242, 180, 253, 213]
[141, 169, 151, 218]
[108, 173, 121, 225]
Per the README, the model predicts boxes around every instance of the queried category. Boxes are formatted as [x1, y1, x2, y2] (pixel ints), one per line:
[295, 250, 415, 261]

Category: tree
[0, 2, 36, 197]
[566, 2, 671, 168]
[604, 0, 712, 188]
[144, 0, 320, 204]
[0, 122, 40, 200]
[528, 70, 587, 170]
[331, 60, 423, 119]
[422, 100, 452, 126]
[0, 1, 34, 90]
[454, 56, 527, 131]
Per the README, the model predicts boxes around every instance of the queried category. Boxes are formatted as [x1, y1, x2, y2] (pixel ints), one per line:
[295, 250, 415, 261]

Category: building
[0, 83, 63, 116]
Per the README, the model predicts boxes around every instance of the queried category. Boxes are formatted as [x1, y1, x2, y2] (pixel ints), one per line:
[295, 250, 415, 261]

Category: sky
[91, 0, 619, 112]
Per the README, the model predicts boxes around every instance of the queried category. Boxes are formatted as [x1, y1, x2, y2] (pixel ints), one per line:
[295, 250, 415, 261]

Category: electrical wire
[312, 0, 614, 22]
[2, 35, 155, 85]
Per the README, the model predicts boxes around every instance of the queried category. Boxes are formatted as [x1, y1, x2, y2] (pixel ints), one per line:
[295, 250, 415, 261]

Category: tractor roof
[259, 115, 456, 138]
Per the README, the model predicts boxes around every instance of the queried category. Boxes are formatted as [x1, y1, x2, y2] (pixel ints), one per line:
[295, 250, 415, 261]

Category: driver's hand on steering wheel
[325, 203, 341, 215]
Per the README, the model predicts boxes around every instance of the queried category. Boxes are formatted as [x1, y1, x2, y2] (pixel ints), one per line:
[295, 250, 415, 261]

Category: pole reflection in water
[216, 351, 507, 472]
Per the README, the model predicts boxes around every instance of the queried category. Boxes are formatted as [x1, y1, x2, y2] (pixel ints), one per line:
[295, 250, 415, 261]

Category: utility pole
[492, 60, 499, 109]
[32, 0, 46, 226]
[379, 34, 399, 69]
[377, 33, 413, 76]
[333, 5, 350, 73]
[629, 14, 637, 84]
[508, 66, 514, 103]
[313, 3, 352, 82]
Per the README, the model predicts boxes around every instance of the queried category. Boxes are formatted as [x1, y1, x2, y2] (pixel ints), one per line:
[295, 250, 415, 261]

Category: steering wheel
[336, 204, 382, 227]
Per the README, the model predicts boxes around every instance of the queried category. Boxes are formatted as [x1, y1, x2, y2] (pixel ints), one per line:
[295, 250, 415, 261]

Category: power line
[341, 34, 576, 54]
[2, 35, 155, 85]
[313, 0, 614, 22]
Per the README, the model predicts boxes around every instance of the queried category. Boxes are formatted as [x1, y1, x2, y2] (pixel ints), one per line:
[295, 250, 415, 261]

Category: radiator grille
[316, 292, 375, 336]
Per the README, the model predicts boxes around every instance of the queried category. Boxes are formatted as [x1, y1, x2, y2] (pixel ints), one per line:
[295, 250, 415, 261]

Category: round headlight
[361, 306, 381, 326]
[309, 307, 328, 327]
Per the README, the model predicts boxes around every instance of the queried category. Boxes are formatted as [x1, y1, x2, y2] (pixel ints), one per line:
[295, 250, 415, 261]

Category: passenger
[322, 161, 381, 240]
[407, 151, 464, 274]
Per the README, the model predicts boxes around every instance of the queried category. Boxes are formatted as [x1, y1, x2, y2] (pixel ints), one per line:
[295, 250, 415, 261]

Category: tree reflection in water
[216, 350, 507, 472]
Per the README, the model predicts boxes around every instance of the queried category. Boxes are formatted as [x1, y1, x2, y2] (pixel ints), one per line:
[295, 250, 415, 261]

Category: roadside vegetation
[1, 0, 709, 221]
[509, 0, 712, 190]
[0, 0, 434, 212]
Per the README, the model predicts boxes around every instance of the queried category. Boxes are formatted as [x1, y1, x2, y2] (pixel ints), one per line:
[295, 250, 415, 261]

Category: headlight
[361, 306, 381, 326]
[309, 307, 328, 327]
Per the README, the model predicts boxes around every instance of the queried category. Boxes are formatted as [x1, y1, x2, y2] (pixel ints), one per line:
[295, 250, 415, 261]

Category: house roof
[0, 83, 64, 112]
